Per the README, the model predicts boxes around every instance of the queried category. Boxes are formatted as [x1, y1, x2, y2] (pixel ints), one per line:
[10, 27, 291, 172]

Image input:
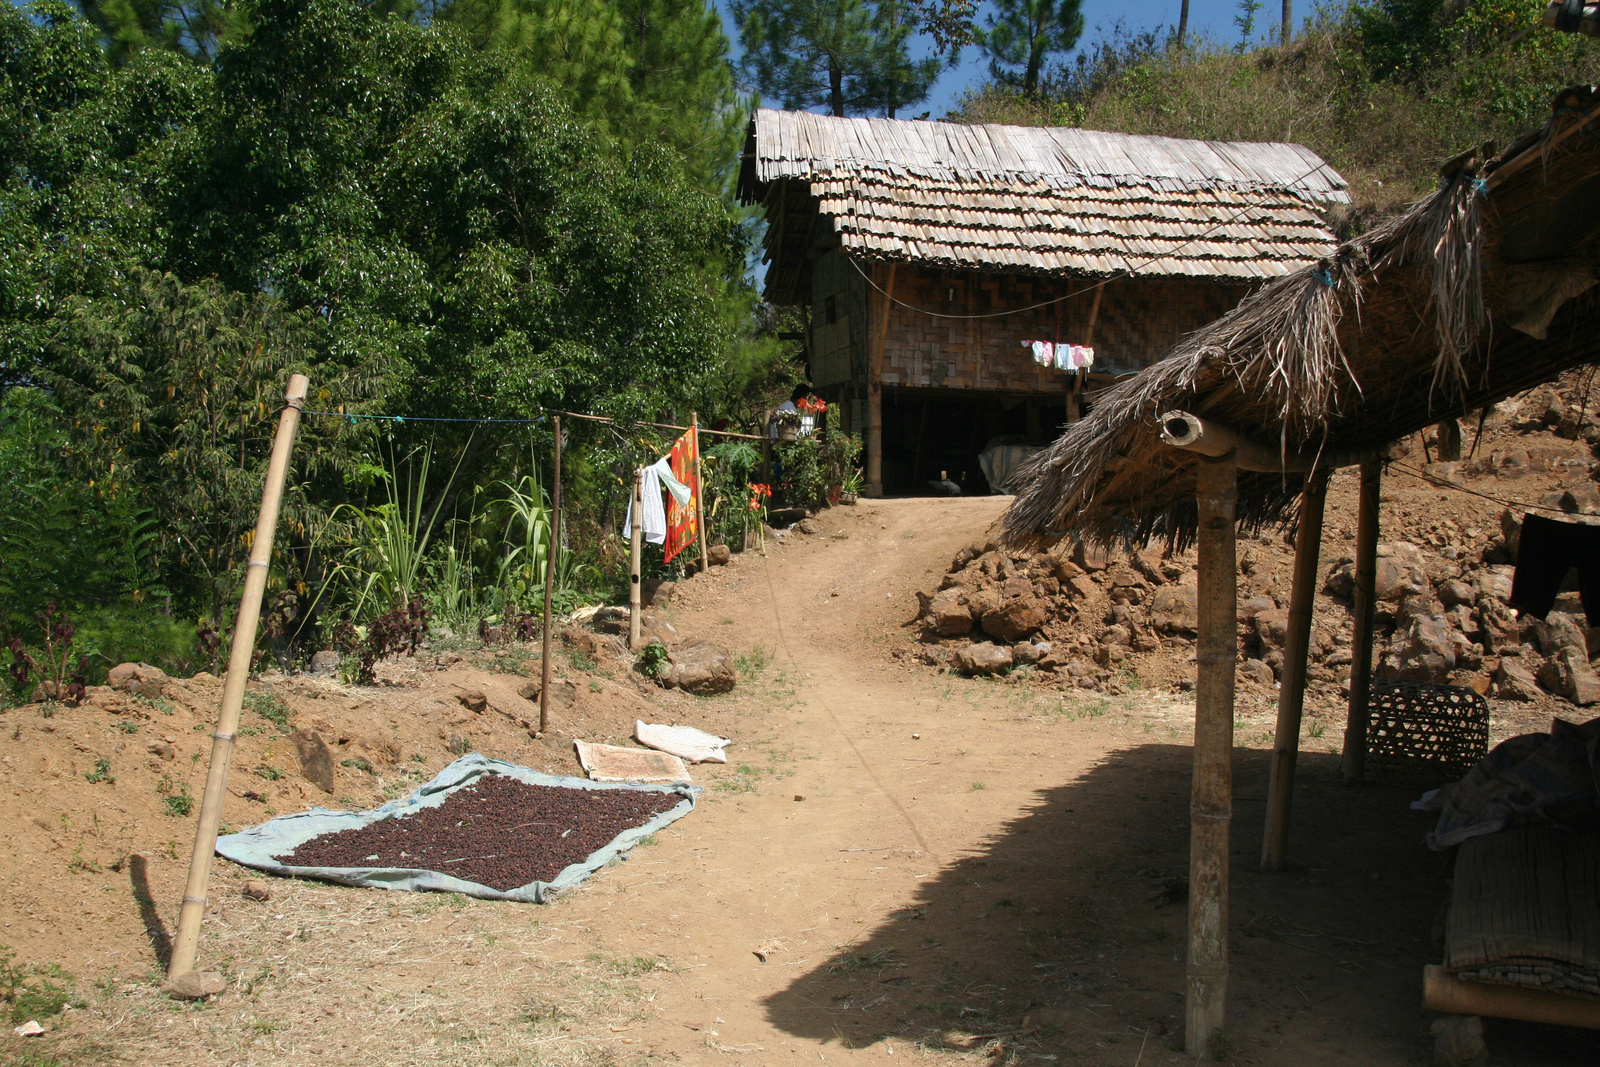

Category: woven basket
[1365, 677, 1491, 775]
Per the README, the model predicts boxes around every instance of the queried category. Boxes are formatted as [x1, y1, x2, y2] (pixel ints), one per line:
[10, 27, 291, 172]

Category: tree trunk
[1178, 0, 1189, 45]
[1281, 0, 1292, 43]
[829, 61, 844, 117]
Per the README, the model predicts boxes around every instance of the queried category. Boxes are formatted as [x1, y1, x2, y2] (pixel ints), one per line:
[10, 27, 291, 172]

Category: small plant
[340, 757, 375, 775]
[0, 945, 74, 1024]
[409, 753, 426, 763]
[164, 790, 194, 817]
[334, 598, 430, 685]
[67, 849, 102, 874]
[84, 758, 115, 784]
[254, 765, 284, 781]
[635, 641, 670, 678]
[733, 645, 771, 680]
[242, 689, 291, 730]
[115, 721, 139, 734]
[970, 781, 986, 791]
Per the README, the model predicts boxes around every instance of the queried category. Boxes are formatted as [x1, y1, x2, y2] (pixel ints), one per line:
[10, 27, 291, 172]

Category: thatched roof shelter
[740, 108, 1348, 303]
[1003, 89, 1600, 550]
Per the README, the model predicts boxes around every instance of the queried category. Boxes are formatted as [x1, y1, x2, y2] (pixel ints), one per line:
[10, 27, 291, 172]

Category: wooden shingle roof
[740, 109, 1349, 284]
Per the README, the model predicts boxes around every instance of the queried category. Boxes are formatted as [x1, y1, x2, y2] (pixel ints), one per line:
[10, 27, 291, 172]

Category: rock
[954, 642, 1013, 675]
[1150, 585, 1199, 633]
[1130, 630, 1161, 653]
[638, 612, 681, 648]
[106, 662, 167, 697]
[242, 879, 272, 902]
[664, 641, 737, 694]
[1472, 566, 1514, 605]
[1050, 556, 1085, 582]
[965, 588, 1003, 620]
[1436, 579, 1475, 610]
[1323, 561, 1355, 599]
[1011, 641, 1041, 666]
[1067, 574, 1100, 600]
[1529, 611, 1589, 658]
[707, 544, 733, 566]
[1100, 624, 1132, 647]
[1071, 540, 1110, 571]
[146, 742, 175, 760]
[12, 1020, 45, 1036]
[161, 971, 227, 1000]
[1539, 647, 1600, 706]
[1239, 659, 1275, 686]
[308, 650, 341, 675]
[640, 579, 676, 607]
[1491, 659, 1542, 700]
[981, 596, 1048, 642]
[1238, 596, 1276, 622]
[1000, 576, 1034, 598]
[1382, 617, 1466, 683]
[517, 678, 541, 701]
[457, 689, 488, 713]
[546, 679, 579, 709]
[1374, 544, 1429, 602]
[292, 730, 336, 793]
[1253, 608, 1290, 651]
[795, 518, 819, 535]
[926, 590, 973, 637]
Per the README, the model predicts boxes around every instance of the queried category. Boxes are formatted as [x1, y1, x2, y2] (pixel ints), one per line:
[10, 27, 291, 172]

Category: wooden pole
[628, 468, 643, 651]
[692, 412, 708, 574]
[866, 261, 896, 498]
[1342, 459, 1382, 783]
[1261, 467, 1329, 871]
[1424, 965, 1600, 1028]
[166, 373, 308, 986]
[539, 416, 561, 736]
[1187, 453, 1237, 1057]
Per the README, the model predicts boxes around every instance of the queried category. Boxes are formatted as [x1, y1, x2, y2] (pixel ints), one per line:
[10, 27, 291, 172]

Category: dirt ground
[3, 492, 1597, 1066]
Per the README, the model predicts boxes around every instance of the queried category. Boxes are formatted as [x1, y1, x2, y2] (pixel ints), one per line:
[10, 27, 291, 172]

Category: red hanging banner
[664, 428, 699, 563]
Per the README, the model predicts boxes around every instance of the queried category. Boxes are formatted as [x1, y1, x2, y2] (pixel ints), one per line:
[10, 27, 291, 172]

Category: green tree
[733, 0, 941, 116]
[73, 0, 245, 64]
[973, 0, 1081, 95]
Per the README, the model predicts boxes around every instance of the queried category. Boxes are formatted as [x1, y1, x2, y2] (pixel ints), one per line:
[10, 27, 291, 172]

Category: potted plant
[773, 408, 801, 441]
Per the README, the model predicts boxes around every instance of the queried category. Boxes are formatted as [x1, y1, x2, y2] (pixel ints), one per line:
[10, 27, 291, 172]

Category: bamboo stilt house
[738, 109, 1348, 495]
[1002, 87, 1600, 1058]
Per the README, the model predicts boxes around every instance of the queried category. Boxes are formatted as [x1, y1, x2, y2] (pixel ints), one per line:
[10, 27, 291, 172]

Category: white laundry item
[651, 457, 692, 508]
[623, 465, 668, 545]
[634, 720, 732, 764]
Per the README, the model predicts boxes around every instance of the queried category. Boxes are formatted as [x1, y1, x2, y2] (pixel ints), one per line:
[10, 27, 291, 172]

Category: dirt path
[18, 497, 1592, 1066]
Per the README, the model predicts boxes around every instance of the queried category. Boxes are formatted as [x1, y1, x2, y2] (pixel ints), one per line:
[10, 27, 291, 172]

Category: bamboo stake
[539, 416, 561, 736]
[1261, 467, 1329, 871]
[866, 261, 896, 498]
[166, 373, 308, 987]
[692, 412, 708, 575]
[1342, 460, 1382, 783]
[628, 468, 643, 651]
[1187, 453, 1237, 1058]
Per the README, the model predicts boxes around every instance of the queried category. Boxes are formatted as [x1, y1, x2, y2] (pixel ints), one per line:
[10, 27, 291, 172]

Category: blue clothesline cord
[301, 409, 547, 425]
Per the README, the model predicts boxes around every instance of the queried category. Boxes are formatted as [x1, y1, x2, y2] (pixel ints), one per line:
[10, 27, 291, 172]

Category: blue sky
[718, 0, 1286, 117]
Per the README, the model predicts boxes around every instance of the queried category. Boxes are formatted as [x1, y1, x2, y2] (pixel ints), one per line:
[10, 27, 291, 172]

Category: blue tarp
[216, 753, 699, 902]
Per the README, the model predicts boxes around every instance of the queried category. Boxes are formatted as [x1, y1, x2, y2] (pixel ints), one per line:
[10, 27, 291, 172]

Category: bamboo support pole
[628, 469, 643, 651]
[539, 416, 561, 735]
[1187, 453, 1237, 1058]
[1342, 460, 1383, 783]
[1261, 467, 1330, 872]
[692, 412, 708, 574]
[166, 373, 308, 985]
[866, 262, 896, 498]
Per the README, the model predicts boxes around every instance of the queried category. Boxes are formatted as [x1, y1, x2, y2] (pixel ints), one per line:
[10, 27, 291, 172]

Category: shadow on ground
[763, 744, 1599, 1065]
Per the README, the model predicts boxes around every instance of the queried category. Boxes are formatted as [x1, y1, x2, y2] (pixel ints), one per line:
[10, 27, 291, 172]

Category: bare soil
[2, 458, 1597, 1065]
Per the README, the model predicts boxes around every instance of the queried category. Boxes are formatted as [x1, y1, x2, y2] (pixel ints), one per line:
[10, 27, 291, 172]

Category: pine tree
[973, 0, 1081, 96]
[443, 0, 635, 115]
[74, 0, 244, 63]
[616, 0, 742, 182]
[732, 0, 941, 117]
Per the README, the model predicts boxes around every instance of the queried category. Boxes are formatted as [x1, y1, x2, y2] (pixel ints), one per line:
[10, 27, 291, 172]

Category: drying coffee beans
[282, 774, 682, 891]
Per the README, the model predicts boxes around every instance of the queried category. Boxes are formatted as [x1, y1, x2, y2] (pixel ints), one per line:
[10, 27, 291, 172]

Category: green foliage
[774, 436, 826, 510]
[733, 0, 942, 116]
[326, 445, 459, 620]
[164, 789, 194, 816]
[635, 640, 669, 677]
[973, 0, 1081, 95]
[0, 946, 74, 1025]
[242, 689, 291, 729]
[84, 758, 114, 783]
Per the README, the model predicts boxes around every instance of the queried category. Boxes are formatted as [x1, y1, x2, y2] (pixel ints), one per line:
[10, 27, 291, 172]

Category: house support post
[866, 262, 896, 497]
[1261, 467, 1329, 871]
[1342, 459, 1382, 782]
[1187, 453, 1237, 1057]
[628, 469, 643, 651]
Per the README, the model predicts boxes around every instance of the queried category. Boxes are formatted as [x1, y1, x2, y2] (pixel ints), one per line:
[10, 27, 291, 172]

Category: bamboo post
[1261, 467, 1330, 871]
[1342, 459, 1382, 783]
[166, 373, 308, 988]
[1187, 453, 1237, 1057]
[866, 262, 896, 498]
[539, 416, 561, 736]
[692, 412, 708, 574]
[628, 468, 643, 651]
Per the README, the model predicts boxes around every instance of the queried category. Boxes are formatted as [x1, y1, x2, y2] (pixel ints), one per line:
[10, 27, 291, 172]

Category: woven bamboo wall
[810, 261, 1245, 393]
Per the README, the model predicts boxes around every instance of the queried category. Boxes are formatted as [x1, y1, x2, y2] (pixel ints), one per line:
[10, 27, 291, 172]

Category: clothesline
[298, 407, 767, 441]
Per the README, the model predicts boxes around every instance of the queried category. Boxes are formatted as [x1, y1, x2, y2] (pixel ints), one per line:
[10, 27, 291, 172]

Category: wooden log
[866, 261, 896, 497]
[167, 373, 309, 985]
[628, 469, 643, 651]
[539, 415, 561, 736]
[1342, 459, 1382, 783]
[1424, 966, 1600, 1029]
[1187, 453, 1237, 1057]
[1261, 467, 1330, 872]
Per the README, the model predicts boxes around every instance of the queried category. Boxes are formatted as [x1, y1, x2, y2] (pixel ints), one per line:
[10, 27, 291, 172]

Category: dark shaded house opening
[879, 388, 1077, 496]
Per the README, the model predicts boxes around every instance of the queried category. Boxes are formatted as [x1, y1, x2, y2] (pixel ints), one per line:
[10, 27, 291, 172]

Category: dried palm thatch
[1004, 91, 1600, 551]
